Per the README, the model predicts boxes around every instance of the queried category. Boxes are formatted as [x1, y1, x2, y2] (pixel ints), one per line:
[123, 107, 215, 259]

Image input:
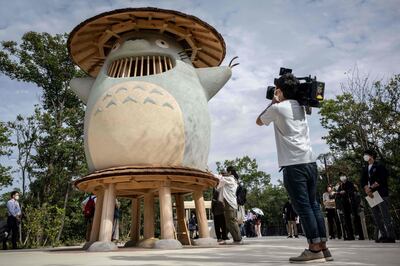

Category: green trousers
[223, 199, 242, 242]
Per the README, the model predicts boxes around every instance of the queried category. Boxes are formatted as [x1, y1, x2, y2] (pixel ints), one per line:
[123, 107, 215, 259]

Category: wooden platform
[74, 166, 218, 198]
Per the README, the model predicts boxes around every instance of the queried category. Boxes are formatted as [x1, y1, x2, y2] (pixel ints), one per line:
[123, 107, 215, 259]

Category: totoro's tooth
[123, 96, 137, 104]
[143, 97, 156, 105]
[150, 88, 163, 95]
[162, 102, 174, 110]
[106, 100, 117, 108]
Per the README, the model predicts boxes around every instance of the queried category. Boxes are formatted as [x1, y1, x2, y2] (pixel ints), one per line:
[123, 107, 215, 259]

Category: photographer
[256, 73, 331, 263]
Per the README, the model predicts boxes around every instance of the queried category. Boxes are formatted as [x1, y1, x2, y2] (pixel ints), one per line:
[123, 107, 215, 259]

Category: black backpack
[236, 184, 247, 206]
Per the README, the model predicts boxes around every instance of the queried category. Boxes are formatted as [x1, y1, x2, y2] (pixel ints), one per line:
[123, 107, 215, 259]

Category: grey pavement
[1, 236, 400, 266]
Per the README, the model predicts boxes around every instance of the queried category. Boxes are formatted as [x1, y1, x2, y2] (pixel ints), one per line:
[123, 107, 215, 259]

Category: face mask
[339, 176, 347, 182]
[363, 155, 370, 162]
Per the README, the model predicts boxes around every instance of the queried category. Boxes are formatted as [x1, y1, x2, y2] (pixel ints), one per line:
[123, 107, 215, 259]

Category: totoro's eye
[155, 39, 169, 48]
[111, 42, 120, 52]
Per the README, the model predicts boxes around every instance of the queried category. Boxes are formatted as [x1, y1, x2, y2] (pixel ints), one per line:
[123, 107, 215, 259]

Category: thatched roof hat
[68, 7, 226, 77]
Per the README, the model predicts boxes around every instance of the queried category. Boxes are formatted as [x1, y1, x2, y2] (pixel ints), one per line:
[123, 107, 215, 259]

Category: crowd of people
[322, 175, 364, 241]
[320, 149, 396, 244]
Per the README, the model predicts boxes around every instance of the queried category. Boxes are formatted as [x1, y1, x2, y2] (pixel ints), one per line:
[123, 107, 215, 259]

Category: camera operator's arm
[256, 101, 278, 126]
[256, 95, 280, 126]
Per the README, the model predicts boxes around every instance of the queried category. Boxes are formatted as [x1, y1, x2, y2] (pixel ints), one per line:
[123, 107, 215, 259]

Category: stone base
[82, 241, 95, 250]
[192, 237, 218, 247]
[87, 241, 118, 252]
[137, 238, 159, 248]
[124, 240, 138, 247]
[154, 239, 182, 249]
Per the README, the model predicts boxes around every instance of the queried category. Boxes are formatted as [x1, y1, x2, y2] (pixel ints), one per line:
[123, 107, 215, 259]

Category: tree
[8, 113, 38, 195]
[0, 121, 14, 188]
[319, 72, 400, 227]
[216, 155, 271, 190]
[0, 31, 88, 246]
[319, 72, 400, 170]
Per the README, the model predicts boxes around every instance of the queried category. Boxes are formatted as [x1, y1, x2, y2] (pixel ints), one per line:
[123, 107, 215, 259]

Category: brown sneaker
[322, 248, 333, 261]
[289, 249, 326, 263]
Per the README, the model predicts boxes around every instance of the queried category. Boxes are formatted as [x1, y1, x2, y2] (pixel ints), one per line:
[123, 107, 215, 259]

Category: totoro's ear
[195, 66, 232, 101]
[69, 77, 95, 104]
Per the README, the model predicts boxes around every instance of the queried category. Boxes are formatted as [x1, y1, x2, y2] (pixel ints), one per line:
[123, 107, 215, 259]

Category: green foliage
[216, 155, 271, 190]
[23, 204, 64, 247]
[7, 114, 38, 194]
[0, 32, 84, 112]
[118, 198, 133, 240]
[0, 31, 88, 246]
[0, 122, 14, 188]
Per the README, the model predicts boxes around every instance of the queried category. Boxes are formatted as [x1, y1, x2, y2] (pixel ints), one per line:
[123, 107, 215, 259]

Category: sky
[0, 0, 399, 189]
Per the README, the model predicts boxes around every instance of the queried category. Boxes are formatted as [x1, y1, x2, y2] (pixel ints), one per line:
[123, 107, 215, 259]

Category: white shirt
[322, 192, 336, 209]
[260, 100, 315, 167]
[7, 199, 21, 217]
[214, 174, 238, 209]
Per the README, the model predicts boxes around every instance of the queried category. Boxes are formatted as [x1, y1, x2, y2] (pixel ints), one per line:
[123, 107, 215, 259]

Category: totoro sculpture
[68, 8, 237, 173]
[68, 8, 238, 172]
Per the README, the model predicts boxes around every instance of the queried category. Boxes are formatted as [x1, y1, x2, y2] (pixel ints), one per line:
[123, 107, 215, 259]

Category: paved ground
[1, 236, 399, 266]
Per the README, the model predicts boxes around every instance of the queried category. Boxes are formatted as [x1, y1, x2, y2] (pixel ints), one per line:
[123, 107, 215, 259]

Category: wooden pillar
[130, 198, 140, 243]
[159, 185, 175, 239]
[143, 193, 155, 239]
[175, 194, 190, 245]
[193, 190, 210, 238]
[89, 190, 104, 242]
[98, 183, 116, 242]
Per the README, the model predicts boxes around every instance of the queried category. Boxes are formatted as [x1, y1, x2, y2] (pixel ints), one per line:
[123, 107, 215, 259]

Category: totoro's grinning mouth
[107, 55, 174, 78]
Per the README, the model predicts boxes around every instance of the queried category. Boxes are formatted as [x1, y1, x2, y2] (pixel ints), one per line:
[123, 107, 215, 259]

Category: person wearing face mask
[360, 149, 395, 243]
[3, 191, 21, 249]
[322, 185, 342, 239]
[336, 174, 365, 241]
[336, 174, 356, 240]
[256, 74, 331, 263]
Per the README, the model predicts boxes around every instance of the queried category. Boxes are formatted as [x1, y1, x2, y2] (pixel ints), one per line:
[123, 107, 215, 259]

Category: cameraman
[256, 73, 331, 263]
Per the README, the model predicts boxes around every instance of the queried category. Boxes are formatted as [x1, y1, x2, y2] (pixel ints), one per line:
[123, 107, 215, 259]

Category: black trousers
[352, 211, 364, 240]
[213, 213, 228, 240]
[4, 216, 18, 249]
[326, 208, 342, 238]
[342, 205, 354, 239]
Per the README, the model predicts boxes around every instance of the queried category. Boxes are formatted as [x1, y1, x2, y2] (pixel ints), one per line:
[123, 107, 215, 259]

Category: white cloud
[1, 0, 399, 185]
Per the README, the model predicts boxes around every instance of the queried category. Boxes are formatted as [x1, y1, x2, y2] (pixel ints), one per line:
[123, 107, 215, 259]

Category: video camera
[266, 67, 325, 114]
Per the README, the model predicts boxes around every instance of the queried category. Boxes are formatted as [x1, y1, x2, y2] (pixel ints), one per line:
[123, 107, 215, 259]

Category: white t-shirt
[260, 100, 315, 167]
[214, 174, 238, 209]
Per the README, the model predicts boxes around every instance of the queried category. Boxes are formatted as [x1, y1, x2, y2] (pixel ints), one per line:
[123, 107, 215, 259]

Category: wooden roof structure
[68, 7, 227, 77]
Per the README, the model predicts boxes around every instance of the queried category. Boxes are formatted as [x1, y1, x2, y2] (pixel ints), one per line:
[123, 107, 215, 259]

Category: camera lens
[266, 86, 275, 100]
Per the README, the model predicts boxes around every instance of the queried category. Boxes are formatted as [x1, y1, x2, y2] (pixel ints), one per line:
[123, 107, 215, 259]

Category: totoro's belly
[86, 81, 185, 171]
